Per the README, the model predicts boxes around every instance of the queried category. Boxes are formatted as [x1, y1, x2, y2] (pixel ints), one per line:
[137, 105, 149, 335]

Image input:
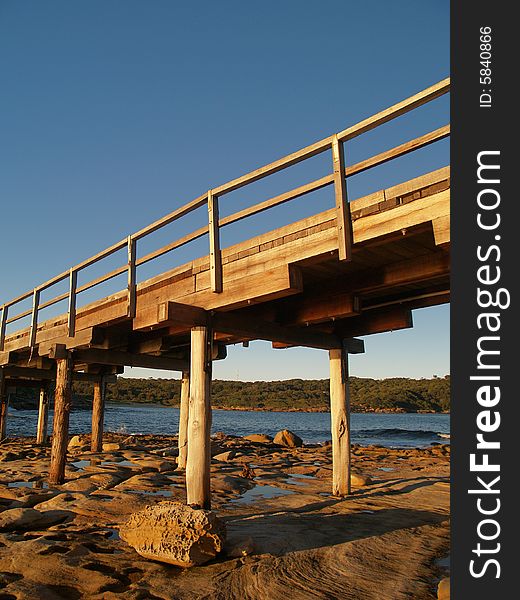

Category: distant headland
[9, 376, 450, 414]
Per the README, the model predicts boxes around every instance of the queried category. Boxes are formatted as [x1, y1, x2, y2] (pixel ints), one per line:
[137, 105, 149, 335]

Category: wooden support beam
[6, 378, 48, 389]
[1, 365, 116, 384]
[310, 252, 449, 300]
[282, 293, 360, 326]
[49, 353, 73, 485]
[186, 327, 212, 509]
[329, 347, 351, 496]
[343, 338, 365, 355]
[37, 327, 105, 357]
[157, 301, 209, 328]
[91, 377, 106, 452]
[0, 351, 16, 367]
[332, 135, 352, 261]
[133, 264, 303, 331]
[177, 371, 190, 471]
[212, 312, 342, 350]
[334, 306, 413, 338]
[208, 190, 223, 293]
[72, 348, 189, 372]
[36, 384, 49, 445]
[67, 268, 78, 337]
[432, 215, 450, 247]
[0, 371, 7, 440]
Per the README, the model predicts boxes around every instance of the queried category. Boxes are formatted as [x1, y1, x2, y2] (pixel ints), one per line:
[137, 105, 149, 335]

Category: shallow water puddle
[286, 473, 317, 486]
[127, 489, 174, 497]
[101, 460, 137, 468]
[7, 480, 49, 489]
[230, 484, 294, 504]
[105, 528, 120, 540]
[70, 460, 93, 470]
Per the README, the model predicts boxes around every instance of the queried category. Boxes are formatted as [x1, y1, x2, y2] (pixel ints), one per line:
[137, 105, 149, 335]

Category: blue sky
[0, 1, 449, 381]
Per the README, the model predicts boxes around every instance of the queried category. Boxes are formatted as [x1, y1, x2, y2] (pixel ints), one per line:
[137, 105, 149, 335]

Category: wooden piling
[186, 327, 212, 508]
[177, 371, 190, 471]
[329, 347, 351, 496]
[91, 378, 105, 453]
[0, 371, 7, 440]
[36, 385, 49, 445]
[49, 354, 73, 485]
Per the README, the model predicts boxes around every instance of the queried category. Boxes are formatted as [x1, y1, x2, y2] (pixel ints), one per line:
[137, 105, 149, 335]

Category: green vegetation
[10, 376, 450, 413]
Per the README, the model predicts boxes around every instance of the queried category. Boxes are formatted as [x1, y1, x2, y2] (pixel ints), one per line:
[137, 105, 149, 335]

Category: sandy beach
[0, 433, 449, 599]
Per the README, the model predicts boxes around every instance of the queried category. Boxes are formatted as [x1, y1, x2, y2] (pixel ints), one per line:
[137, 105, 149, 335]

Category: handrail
[0, 77, 450, 351]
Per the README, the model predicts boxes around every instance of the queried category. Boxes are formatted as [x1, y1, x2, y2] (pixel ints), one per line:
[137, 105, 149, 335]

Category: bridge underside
[0, 166, 450, 504]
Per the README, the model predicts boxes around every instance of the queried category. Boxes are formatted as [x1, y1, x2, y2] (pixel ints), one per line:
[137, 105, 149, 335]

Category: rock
[102, 442, 121, 452]
[288, 465, 318, 476]
[62, 478, 99, 493]
[212, 475, 254, 494]
[437, 577, 450, 599]
[89, 473, 124, 489]
[210, 442, 226, 457]
[120, 501, 226, 567]
[213, 450, 237, 462]
[68, 435, 88, 451]
[34, 493, 80, 512]
[351, 473, 372, 487]
[240, 463, 256, 480]
[244, 434, 273, 444]
[0, 508, 71, 531]
[157, 446, 178, 457]
[274, 429, 303, 448]
[133, 459, 174, 472]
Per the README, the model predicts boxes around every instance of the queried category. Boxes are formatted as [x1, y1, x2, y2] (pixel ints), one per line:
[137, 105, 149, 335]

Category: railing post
[207, 190, 223, 293]
[29, 288, 40, 349]
[332, 134, 353, 261]
[127, 236, 137, 318]
[0, 370, 7, 440]
[67, 268, 78, 337]
[36, 383, 49, 445]
[0, 305, 7, 351]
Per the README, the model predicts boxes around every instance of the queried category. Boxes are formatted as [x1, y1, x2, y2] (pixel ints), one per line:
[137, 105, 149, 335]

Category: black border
[451, 2, 515, 596]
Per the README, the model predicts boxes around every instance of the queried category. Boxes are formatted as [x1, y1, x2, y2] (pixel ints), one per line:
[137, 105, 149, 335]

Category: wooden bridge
[0, 78, 450, 508]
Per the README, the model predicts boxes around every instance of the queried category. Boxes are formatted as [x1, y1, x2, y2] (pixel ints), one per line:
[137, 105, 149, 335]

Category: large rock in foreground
[274, 429, 303, 448]
[120, 501, 226, 567]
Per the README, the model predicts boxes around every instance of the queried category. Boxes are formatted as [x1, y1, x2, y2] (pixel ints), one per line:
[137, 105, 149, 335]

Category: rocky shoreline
[0, 432, 450, 599]
[10, 397, 450, 415]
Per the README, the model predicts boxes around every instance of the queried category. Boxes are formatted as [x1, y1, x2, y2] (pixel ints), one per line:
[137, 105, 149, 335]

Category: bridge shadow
[224, 506, 447, 556]
[350, 475, 450, 501]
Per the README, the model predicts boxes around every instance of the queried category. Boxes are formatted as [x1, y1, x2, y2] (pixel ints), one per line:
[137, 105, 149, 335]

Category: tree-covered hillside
[9, 376, 450, 413]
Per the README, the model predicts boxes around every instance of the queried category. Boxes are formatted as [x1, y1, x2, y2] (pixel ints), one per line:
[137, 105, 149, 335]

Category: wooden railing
[0, 77, 450, 351]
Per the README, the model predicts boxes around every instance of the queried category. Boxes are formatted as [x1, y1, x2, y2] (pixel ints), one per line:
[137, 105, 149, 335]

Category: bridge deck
[1, 166, 449, 373]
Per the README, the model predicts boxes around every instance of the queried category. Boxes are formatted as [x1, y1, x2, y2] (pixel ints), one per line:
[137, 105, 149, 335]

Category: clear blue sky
[0, 1, 449, 381]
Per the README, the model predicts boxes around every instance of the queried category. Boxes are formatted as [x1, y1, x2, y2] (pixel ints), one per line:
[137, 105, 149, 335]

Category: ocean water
[6, 403, 449, 448]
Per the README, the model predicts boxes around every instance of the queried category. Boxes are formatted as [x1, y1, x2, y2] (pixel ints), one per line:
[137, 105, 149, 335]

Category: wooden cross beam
[1, 366, 117, 384]
[153, 301, 344, 349]
[211, 312, 343, 350]
[72, 347, 189, 372]
[272, 306, 413, 349]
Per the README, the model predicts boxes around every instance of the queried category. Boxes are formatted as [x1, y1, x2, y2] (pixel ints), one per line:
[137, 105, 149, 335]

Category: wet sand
[0, 433, 450, 599]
